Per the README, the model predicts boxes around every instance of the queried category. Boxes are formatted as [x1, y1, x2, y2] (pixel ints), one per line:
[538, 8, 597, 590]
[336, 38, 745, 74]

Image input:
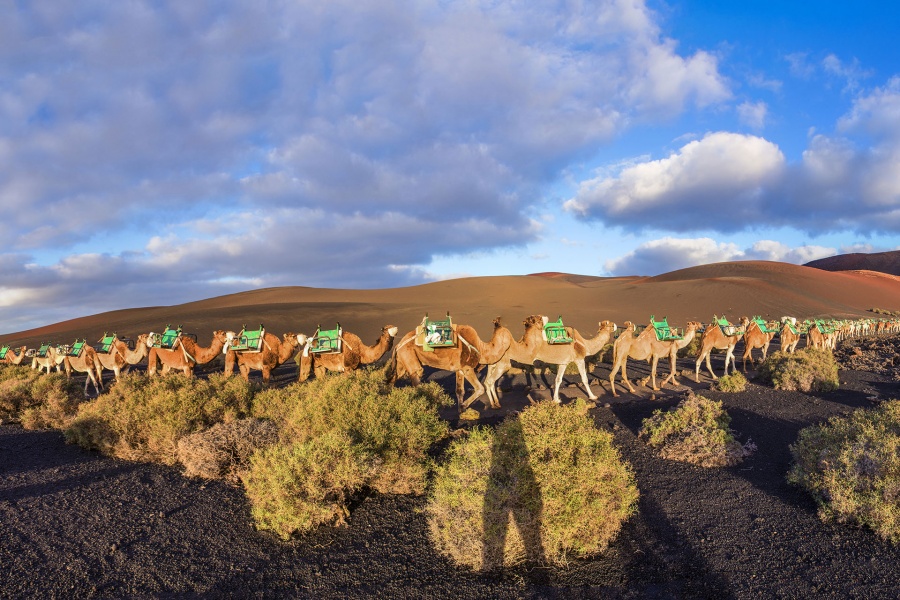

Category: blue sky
[2, 1, 900, 331]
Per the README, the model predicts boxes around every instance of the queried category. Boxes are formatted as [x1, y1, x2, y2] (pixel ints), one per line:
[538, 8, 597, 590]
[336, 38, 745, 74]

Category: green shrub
[253, 368, 451, 495]
[0, 366, 44, 421]
[639, 394, 753, 467]
[65, 373, 256, 464]
[757, 348, 839, 393]
[788, 401, 900, 543]
[677, 335, 702, 358]
[20, 374, 84, 430]
[712, 371, 747, 393]
[427, 400, 638, 570]
[241, 432, 373, 539]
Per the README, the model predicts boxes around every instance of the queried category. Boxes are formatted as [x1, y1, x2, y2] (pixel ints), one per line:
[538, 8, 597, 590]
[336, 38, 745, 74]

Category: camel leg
[461, 367, 486, 410]
[552, 365, 567, 404]
[224, 352, 236, 377]
[482, 360, 509, 409]
[662, 351, 678, 387]
[574, 359, 597, 400]
[262, 366, 272, 385]
[239, 363, 251, 382]
[695, 350, 706, 382]
[650, 356, 660, 391]
[608, 359, 622, 397]
[620, 359, 636, 393]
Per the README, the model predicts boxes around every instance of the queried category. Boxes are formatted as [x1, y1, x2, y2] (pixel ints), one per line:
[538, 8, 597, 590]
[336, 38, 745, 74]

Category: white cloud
[604, 237, 836, 276]
[564, 132, 785, 230]
[737, 101, 768, 129]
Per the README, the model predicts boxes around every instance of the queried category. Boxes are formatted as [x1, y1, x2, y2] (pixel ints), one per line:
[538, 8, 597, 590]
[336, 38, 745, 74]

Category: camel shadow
[481, 417, 546, 571]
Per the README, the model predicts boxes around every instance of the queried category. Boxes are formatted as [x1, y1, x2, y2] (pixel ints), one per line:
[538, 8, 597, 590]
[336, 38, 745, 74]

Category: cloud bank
[0, 0, 730, 329]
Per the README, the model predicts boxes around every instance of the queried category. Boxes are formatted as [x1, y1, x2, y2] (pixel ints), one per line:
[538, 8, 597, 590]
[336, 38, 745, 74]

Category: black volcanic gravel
[3, 339, 900, 599]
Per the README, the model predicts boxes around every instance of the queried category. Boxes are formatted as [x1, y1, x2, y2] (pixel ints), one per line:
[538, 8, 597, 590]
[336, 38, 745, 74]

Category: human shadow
[481, 417, 546, 570]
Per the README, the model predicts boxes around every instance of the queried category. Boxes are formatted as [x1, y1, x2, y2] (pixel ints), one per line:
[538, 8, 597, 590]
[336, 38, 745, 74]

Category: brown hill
[806, 249, 900, 275]
[4, 260, 900, 349]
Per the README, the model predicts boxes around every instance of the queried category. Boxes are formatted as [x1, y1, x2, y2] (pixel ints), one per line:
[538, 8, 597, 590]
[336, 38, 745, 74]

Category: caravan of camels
[1, 314, 897, 409]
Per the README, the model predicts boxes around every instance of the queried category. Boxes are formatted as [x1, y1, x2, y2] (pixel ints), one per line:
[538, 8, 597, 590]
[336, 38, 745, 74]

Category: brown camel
[386, 317, 514, 412]
[62, 342, 104, 396]
[694, 316, 742, 382]
[1, 345, 29, 366]
[225, 332, 305, 384]
[96, 333, 151, 381]
[483, 318, 618, 408]
[779, 317, 802, 353]
[740, 316, 778, 371]
[298, 324, 398, 381]
[148, 330, 233, 377]
[609, 320, 702, 397]
[32, 345, 65, 374]
[807, 320, 836, 351]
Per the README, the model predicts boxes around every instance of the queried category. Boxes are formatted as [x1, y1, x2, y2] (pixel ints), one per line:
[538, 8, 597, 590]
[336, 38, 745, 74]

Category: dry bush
[427, 399, 638, 570]
[639, 394, 754, 467]
[65, 373, 256, 465]
[20, 374, 84, 430]
[253, 368, 450, 495]
[788, 401, 900, 543]
[677, 335, 702, 358]
[0, 366, 44, 421]
[177, 418, 279, 483]
[711, 371, 748, 393]
[757, 348, 839, 393]
[241, 431, 373, 539]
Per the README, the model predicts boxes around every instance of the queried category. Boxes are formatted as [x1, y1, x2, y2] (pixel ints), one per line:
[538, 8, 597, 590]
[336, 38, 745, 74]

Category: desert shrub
[241, 431, 373, 539]
[788, 401, 900, 543]
[0, 366, 44, 421]
[253, 368, 451, 495]
[677, 335, 702, 358]
[65, 373, 256, 464]
[757, 348, 839, 393]
[427, 399, 638, 570]
[20, 374, 84, 430]
[177, 418, 279, 483]
[712, 371, 748, 393]
[639, 394, 753, 467]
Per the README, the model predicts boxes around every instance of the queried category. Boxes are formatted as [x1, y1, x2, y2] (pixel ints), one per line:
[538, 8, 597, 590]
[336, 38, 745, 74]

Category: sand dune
[4, 260, 899, 348]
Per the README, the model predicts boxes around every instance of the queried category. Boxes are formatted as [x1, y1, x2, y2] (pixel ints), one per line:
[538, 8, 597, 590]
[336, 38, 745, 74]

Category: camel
[483, 318, 618, 408]
[694, 316, 742, 382]
[1, 345, 29, 366]
[807, 321, 836, 351]
[96, 333, 151, 381]
[147, 330, 233, 377]
[609, 320, 702, 397]
[62, 342, 104, 396]
[740, 316, 778, 371]
[386, 317, 514, 412]
[779, 317, 802, 353]
[32, 345, 65, 374]
[298, 324, 398, 381]
[225, 332, 306, 384]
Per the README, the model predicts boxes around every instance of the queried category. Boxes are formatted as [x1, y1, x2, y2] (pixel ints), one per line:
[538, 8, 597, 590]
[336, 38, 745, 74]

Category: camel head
[622, 321, 634, 330]
[492, 317, 502, 329]
[383, 325, 399, 338]
[522, 315, 544, 329]
[282, 332, 303, 350]
[212, 330, 231, 344]
[145, 333, 156, 348]
[599, 320, 617, 333]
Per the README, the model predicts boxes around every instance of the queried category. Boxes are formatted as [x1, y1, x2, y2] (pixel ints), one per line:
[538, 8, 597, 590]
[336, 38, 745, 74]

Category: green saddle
[230, 324, 265, 352]
[151, 325, 182, 349]
[310, 323, 342, 354]
[67, 339, 86, 357]
[751, 316, 779, 334]
[36, 342, 52, 358]
[814, 320, 835, 334]
[416, 313, 455, 352]
[97, 332, 117, 353]
[0, 345, 9, 360]
[713, 315, 743, 337]
[543, 316, 574, 344]
[650, 315, 683, 341]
